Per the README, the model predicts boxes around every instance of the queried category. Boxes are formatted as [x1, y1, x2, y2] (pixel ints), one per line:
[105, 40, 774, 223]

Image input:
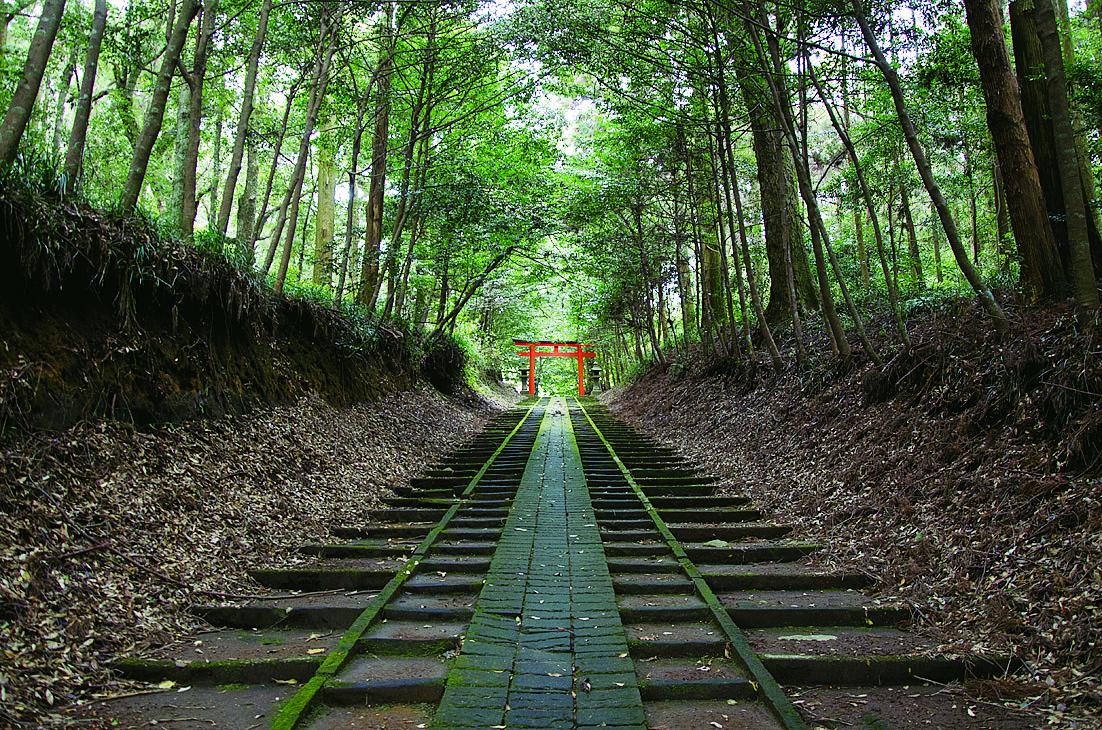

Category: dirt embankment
[0, 184, 461, 434]
[608, 303, 1101, 726]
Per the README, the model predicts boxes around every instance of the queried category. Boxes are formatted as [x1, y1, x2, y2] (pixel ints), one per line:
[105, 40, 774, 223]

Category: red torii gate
[515, 340, 596, 396]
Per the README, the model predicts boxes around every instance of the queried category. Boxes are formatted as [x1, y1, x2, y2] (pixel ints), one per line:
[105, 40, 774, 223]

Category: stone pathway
[433, 399, 644, 730]
[88, 397, 1033, 730]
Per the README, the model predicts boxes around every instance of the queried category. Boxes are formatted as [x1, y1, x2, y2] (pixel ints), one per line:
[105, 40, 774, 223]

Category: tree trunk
[251, 76, 302, 257]
[965, 0, 1065, 300]
[853, 0, 1007, 331]
[272, 19, 336, 295]
[810, 62, 910, 345]
[63, 0, 107, 192]
[216, 0, 271, 235]
[336, 98, 367, 308]
[180, 0, 219, 235]
[50, 47, 77, 157]
[901, 184, 924, 284]
[235, 133, 258, 261]
[358, 55, 392, 309]
[313, 132, 336, 286]
[729, 28, 817, 323]
[0, 0, 67, 165]
[120, 0, 199, 213]
[1033, 0, 1099, 306]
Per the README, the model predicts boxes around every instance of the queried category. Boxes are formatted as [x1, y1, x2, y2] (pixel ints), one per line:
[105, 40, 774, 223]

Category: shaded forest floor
[0, 387, 492, 726]
[608, 301, 1101, 728]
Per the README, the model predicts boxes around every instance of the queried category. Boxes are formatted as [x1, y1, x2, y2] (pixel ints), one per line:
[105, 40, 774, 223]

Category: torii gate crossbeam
[514, 340, 596, 396]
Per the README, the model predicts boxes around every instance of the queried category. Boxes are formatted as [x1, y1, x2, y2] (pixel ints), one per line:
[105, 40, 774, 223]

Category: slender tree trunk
[63, 0, 107, 192]
[359, 48, 393, 309]
[853, 0, 1007, 331]
[179, 0, 218, 235]
[313, 132, 336, 286]
[217, 0, 271, 235]
[235, 133, 258, 260]
[728, 147, 782, 366]
[901, 184, 924, 284]
[811, 63, 909, 345]
[272, 20, 336, 294]
[51, 47, 77, 156]
[336, 98, 367, 308]
[120, 0, 199, 213]
[0, 0, 67, 165]
[251, 77, 301, 257]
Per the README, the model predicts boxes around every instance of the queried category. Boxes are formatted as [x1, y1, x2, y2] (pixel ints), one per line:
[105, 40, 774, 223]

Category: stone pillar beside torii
[514, 340, 597, 396]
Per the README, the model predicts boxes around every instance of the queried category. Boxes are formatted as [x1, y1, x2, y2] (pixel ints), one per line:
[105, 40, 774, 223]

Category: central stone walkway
[432, 399, 644, 730]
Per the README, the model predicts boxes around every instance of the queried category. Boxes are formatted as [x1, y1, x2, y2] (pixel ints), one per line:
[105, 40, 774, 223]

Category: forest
[2, 0, 1102, 726]
[1, 0, 1099, 378]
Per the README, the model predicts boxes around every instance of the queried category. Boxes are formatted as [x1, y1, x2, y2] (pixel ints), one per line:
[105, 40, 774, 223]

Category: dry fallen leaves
[0, 388, 491, 726]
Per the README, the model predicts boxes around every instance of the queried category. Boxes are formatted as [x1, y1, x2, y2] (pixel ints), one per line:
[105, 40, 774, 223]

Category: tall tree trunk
[0, 0, 67, 165]
[180, 0, 219, 235]
[251, 76, 302, 257]
[853, 0, 1007, 331]
[50, 47, 77, 156]
[336, 97, 367, 308]
[811, 62, 909, 345]
[216, 0, 271, 235]
[728, 24, 817, 323]
[63, 0, 107, 192]
[965, 0, 1065, 300]
[235, 133, 258, 261]
[1033, 0, 1099, 306]
[120, 0, 199, 213]
[358, 43, 393, 309]
[272, 18, 336, 295]
[901, 184, 924, 284]
[313, 132, 336, 286]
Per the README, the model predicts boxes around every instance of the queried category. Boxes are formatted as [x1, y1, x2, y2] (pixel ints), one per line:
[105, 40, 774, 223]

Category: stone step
[684, 541, 819, 564]
[618, 594, 711, 622]
[323, 657, 446, 705]
[637, 659, 755, 701]
[625, 621, 727, 657]
[113, 627, 336, 685]
[700, 562, 870, 590]
[718, 590, 911, 628]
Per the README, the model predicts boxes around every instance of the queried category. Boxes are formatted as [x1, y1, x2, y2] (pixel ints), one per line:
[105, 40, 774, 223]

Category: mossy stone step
[646, 495, 749, 508]
[296, 543, 414, 559]
[611, 574, 694, 594]
[249, 566, 395, 590]
[683, 541, 819, 564]
[367, 508, 448, 523]
[417, 556, 492, 573]
[193, 602, 362, 630]
[357, 620, 465, 655]
[718, 590, 911, 628]
[660, 508, 763, 522]
[383, 593, 475, 621]
[625, 620, 727, 657]
[404, 574, 484, 593]
[700, 563, 870, 590]
[761, 653, 1014, 685]
[618, 594, 711, 622]
[602, 543, 670, 557]
[637, 659, 754, 700]
[668, 523, 793, 542]
[606, 557, 681, 574]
